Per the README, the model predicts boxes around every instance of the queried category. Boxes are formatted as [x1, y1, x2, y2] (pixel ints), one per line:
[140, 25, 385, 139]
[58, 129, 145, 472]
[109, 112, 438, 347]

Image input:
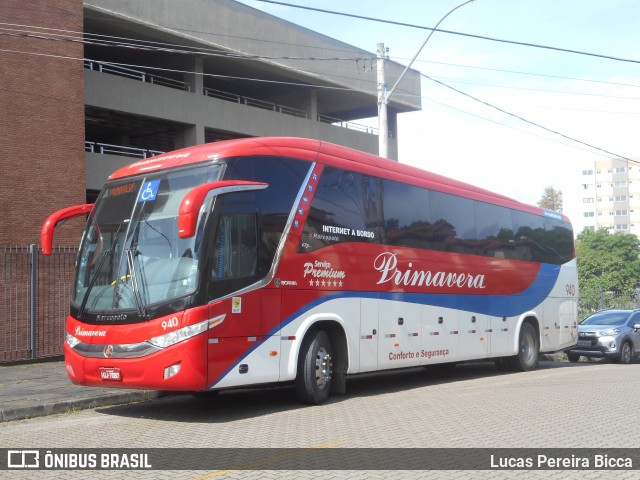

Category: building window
[582, 169, 593, 175]
[583, 198, 594, 203]
[583, 212, 595, 217]
[615, 195, 627, 201]
[615, 167, 627, 173]
[614, 181, 627, 187]
[616, 224, 628, 230]
[615, 210, 628, 216]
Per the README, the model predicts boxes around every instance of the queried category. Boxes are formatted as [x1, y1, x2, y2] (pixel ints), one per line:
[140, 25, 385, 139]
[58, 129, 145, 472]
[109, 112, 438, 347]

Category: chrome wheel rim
[521, 331, 535, 363]
[315, 347, 332, 389]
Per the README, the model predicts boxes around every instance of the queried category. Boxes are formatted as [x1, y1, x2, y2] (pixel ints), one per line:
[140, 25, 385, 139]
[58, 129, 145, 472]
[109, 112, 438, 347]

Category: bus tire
[507, 321, 539, 372]
[295, 330, 333, 404]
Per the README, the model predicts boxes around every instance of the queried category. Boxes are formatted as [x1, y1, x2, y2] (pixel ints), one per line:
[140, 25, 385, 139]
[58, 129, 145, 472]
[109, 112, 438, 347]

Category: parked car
[567, 310, 640, 364]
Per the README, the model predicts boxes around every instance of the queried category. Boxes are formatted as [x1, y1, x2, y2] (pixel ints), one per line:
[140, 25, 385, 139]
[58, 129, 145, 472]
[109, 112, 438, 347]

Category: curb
[0, 391, 164, 423]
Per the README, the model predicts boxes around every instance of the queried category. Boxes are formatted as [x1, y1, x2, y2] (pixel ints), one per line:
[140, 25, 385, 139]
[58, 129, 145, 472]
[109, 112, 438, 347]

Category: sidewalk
[0, 360, 163, 422]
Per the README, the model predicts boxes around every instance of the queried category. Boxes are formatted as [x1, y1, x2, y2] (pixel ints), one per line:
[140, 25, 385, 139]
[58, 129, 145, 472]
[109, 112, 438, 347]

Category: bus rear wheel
[507, 322, 539, 372]
[295, 330, 333, 404]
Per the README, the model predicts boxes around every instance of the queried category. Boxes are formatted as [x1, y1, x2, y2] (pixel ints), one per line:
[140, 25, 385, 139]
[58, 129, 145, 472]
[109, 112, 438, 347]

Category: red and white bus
[42, 137, 578, 404]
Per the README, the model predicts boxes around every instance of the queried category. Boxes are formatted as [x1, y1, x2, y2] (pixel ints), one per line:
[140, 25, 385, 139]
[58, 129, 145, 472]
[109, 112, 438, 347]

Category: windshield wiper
[126, 248, 147, 318]
[78, 249, 111, 320]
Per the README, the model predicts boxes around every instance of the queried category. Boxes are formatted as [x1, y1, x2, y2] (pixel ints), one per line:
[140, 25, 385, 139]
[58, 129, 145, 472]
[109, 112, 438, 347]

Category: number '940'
[162, 317, 179, 330]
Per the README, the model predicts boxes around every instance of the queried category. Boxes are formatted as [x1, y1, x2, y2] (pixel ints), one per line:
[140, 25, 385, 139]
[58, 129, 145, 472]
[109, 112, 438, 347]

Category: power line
[257, 0, 640, 65]
[390, 57, 640, 90]
[3, 24, 636, 164]
[419, 96, 614, 159]
[0, 27, 373, 62]
[5, 22, 640, 96]
[0, 47, 376, 94]
[422, 73, 638, 164]
[427, 76, 640, 101]
[8, 24, 640, 105]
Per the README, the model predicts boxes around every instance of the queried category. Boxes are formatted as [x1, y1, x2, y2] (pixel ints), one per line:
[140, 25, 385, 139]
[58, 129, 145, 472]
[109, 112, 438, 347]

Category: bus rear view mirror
[178, 180, 268, 238]
[41, 204, 94, 255]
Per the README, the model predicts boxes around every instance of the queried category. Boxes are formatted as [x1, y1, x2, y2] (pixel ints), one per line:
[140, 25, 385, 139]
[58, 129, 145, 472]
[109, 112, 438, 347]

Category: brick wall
[0, 0, 86, 247]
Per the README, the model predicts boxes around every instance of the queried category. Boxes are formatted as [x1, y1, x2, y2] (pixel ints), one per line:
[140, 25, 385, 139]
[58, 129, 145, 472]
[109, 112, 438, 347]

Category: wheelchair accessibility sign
[137, 180, 160, 202]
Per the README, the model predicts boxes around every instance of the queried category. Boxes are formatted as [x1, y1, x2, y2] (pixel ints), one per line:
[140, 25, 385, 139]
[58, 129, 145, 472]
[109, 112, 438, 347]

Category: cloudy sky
[237, 0, 640, 232]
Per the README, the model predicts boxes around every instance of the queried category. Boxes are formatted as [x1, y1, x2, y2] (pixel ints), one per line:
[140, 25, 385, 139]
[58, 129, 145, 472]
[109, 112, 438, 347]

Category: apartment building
[580, 157, 640, 235]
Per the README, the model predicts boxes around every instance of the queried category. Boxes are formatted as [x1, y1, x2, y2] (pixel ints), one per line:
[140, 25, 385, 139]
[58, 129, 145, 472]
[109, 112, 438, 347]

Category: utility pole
[377, 43, 389, 159]
[377, 0, 474, 159]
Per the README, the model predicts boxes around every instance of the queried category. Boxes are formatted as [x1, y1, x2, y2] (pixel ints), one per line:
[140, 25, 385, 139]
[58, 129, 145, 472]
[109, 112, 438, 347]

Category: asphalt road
[2, 360, 639, 479]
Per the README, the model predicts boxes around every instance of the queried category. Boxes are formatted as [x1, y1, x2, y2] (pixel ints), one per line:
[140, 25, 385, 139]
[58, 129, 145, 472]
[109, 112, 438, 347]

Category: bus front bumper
[64, 334, 208, 391]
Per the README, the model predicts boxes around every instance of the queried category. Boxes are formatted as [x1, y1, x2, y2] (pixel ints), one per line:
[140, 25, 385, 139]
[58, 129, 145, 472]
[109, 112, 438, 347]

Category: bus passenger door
[205, 201, 280, 388]
[207, 289, 281, 389]
[359, 297, 378, 372]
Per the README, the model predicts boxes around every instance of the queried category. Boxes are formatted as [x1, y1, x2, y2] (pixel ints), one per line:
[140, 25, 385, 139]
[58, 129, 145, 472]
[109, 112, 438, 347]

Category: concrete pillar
[176, 124, 205, 149]
[184, 56, 204, 95]
[177, 57, 205, 149]
[307, 89, 318, 121]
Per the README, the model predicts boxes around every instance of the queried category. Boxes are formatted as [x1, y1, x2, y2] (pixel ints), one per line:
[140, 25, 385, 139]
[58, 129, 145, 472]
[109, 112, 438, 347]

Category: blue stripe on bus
[210, 263, 561, 387]
[272, 262, 561, 335]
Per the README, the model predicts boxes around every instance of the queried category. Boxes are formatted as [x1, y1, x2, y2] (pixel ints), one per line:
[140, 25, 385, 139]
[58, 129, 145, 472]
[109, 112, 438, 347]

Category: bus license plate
[99, 367, 122, 381]
[577, 340, 591, 347]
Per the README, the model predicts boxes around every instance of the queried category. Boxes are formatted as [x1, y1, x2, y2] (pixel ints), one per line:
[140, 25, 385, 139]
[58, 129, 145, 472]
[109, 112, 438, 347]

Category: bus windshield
[73, 164, 223, 318]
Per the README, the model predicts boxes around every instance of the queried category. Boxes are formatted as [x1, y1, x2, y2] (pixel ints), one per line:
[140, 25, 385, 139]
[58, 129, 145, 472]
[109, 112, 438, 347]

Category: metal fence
[1, 245, 77, 363]
[578, 288, 639, 320]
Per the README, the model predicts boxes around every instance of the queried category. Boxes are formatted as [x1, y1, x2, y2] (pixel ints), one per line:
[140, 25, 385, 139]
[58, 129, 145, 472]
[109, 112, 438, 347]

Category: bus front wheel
[295, 330, 333, 404]
[507, 322, 539, 372]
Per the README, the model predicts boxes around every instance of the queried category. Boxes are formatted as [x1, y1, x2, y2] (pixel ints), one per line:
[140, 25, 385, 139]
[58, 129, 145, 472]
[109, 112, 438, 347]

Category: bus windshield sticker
[137, 180, 161, 202]
[232, 297, 242, 314]
[321, 224, 375, 240]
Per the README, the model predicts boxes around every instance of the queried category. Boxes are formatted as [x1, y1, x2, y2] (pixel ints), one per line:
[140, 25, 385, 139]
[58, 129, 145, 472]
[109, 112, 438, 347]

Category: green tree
[537, 186, 563, 212]
[576, 228, 640, 315]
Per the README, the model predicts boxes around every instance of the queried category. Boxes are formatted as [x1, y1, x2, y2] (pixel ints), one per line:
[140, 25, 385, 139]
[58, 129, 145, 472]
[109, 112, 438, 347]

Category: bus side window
[212, 213, 258, 281]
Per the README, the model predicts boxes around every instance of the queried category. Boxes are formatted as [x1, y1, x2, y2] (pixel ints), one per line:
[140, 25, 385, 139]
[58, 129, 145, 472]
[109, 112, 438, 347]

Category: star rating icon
[307, 279, 344, 288]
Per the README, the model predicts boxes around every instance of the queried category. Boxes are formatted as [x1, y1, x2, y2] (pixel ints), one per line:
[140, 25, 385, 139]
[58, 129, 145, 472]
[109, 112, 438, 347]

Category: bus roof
[108, 137, 570, 223]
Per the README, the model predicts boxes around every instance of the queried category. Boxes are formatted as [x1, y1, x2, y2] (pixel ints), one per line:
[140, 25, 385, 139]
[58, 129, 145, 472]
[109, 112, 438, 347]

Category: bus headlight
[147, 319, 210, 349]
